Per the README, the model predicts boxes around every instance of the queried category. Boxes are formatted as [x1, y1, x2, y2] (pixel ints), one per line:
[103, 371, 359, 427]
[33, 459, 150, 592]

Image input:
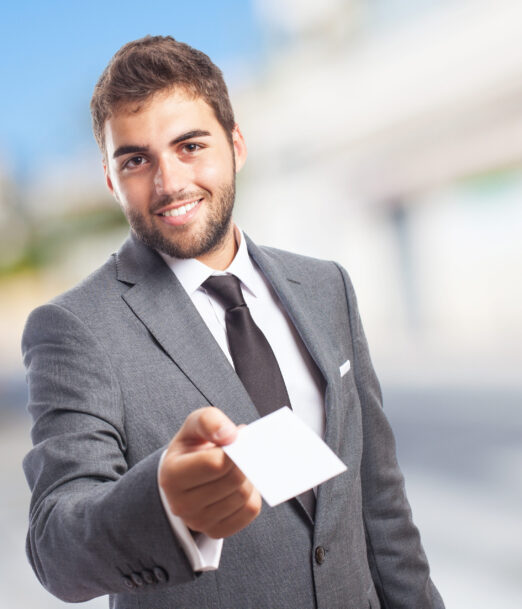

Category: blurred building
[234, 0, 522, 387]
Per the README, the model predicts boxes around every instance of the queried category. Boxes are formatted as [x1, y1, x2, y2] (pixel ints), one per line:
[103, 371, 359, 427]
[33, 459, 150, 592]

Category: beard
[126, 179, 236, 260]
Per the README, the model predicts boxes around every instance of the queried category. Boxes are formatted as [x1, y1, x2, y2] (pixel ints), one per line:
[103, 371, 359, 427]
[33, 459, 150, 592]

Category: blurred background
[1, 0, 521, 607]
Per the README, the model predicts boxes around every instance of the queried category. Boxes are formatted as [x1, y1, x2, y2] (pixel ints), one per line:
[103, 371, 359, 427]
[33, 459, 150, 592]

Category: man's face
[104, 88, 246, 268]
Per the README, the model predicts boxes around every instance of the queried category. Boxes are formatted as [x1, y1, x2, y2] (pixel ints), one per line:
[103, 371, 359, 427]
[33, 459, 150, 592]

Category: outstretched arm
[22, 303, 260, 603]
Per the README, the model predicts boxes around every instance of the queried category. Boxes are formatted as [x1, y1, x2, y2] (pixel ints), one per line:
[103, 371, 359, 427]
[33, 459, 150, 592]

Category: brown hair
[90, 35, 235, 156]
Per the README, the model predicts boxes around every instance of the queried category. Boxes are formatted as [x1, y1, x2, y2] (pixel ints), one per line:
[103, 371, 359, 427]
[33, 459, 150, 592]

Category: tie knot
[202, 274, 246, 311]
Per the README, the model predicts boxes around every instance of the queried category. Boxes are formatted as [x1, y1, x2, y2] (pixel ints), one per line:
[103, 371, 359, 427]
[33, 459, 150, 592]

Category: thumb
[170, 407, 238, 451]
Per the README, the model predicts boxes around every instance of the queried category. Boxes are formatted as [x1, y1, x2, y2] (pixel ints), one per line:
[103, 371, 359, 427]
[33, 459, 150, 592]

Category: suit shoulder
[257, 244, 349, 282]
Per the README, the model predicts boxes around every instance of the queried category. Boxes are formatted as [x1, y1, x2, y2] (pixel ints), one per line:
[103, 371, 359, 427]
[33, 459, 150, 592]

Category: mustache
[150, 190, 208, 214]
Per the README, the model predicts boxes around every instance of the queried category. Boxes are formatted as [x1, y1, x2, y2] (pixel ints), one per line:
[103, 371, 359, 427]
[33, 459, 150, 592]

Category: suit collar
[115, 231, 162, 285]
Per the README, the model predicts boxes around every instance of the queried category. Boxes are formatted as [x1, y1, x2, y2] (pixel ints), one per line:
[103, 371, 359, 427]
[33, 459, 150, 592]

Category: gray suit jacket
[22, 233, 444, 609]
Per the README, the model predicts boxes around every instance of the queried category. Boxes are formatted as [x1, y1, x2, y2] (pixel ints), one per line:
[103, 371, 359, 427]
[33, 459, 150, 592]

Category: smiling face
[104, 88, 247, 269]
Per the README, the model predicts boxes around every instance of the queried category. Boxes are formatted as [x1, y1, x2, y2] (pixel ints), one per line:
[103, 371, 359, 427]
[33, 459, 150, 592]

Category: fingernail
[213, 423, 236, 443]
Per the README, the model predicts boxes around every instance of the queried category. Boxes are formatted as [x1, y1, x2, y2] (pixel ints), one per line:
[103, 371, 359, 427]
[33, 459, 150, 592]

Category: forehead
[104, 89, 221, 148]
[116, 87, 204, 116]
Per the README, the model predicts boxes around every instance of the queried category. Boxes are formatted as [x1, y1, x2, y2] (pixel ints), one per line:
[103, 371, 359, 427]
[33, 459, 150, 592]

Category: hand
[159, 407, 262, 539]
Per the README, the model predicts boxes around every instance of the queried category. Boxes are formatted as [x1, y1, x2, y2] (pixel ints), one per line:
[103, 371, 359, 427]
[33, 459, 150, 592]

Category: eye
[123, 155, 147, 169]
[182, 142, 202, 153]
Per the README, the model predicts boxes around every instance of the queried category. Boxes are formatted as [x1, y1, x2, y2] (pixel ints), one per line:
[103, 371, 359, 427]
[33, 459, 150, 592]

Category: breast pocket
[338, 357, 359, 412]
[339, 358, 351, 377]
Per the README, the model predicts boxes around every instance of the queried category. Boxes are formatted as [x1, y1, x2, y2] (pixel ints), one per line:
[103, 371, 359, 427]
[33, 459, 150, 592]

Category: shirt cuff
[157, 450, 223, 571]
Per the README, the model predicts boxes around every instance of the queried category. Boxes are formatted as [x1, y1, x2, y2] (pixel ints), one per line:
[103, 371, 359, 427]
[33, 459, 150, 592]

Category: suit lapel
[246, 236, 332, 393]
[116, 234, 259, 424]
[247, 237, 343, 525]
[247, 240, 343, 448]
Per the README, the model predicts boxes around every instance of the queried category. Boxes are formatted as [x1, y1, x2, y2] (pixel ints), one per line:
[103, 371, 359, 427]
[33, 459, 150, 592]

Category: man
[23, 36, 445, 609]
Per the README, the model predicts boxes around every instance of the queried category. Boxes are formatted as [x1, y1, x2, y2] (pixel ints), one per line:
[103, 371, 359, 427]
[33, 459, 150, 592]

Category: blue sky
[0, 1, 264, 181]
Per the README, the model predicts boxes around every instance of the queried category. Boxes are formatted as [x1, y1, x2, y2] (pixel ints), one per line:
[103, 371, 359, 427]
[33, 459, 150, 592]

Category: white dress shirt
[157, 227, 325, 570]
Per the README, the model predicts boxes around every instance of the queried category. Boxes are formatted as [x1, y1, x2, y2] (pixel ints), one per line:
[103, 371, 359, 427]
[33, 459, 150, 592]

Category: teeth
[162, 200, 199, 217]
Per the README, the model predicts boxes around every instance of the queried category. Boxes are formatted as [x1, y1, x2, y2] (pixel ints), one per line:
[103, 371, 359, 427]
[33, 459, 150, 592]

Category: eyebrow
[113, 145, 149, 159]
[112, 130, 212, 160]
[171, 129, 211, 145]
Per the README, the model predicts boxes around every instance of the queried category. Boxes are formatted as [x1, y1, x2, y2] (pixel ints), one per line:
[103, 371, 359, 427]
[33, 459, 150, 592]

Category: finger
[173, 460, 247, 510]
[161, 446, 235, 492]
[204, 487, 262, 539]
[186, 482, 256, 533]
[183, 479, 261, 536]
[170, 407, 238, 452]
[203, 477, 256, 515]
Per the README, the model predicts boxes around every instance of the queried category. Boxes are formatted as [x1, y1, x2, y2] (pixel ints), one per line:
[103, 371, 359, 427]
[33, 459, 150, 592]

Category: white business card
[223, 407, 347, 507]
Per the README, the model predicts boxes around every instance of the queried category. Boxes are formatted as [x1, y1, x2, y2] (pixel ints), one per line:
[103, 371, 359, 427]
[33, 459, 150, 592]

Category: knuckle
[198, 406, 223, 433]
[244, 500, 260, 519]
[201, 450, 227, 475]
[236, 482, 252, 502]
[198, 406, 217, 423]
[228, 466, 246, 485]
[246, 492, 262, 517]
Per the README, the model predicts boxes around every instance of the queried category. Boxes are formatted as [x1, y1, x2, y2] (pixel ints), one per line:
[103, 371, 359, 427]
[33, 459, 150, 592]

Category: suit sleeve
[335, 264, 445, 609]
[22, 303, 197, 603]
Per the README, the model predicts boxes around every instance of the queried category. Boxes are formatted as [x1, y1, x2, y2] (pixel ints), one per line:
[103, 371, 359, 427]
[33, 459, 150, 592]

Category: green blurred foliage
[0, 204, 127, 278]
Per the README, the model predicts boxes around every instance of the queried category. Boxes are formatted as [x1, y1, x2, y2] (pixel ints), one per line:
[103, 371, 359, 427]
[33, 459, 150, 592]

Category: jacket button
[122, 576, 135, 589]
[131, 572, 144, 587]
[142, 569, 155, 584]
[315, 546, 326, 564]
[153, 566, 168, 583]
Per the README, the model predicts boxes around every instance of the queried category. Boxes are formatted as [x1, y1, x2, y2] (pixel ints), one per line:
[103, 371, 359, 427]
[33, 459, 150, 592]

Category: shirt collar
[158, 226, 263, 298]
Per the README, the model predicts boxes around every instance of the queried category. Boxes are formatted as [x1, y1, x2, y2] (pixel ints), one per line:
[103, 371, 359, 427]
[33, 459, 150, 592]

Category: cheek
[116, 179, 149, 209]
[197, 157, 232, 185]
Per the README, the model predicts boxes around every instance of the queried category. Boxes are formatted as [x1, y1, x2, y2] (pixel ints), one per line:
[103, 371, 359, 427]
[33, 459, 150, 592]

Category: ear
[231, 124, 247, 173]
[103, 162, 119, 202]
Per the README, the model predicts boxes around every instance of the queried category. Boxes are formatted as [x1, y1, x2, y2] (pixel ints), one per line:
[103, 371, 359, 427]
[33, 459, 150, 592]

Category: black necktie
[202, 273, 290, 417]
[202, 273, 315, 518]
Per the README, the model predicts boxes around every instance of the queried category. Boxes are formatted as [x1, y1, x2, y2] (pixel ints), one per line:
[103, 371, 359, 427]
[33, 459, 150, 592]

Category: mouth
[154, 197, 204, 227]
[157, 198, 203, 218]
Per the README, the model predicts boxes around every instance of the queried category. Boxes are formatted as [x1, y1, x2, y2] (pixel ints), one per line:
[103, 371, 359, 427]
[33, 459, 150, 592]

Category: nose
[153, 155, 191, 196]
